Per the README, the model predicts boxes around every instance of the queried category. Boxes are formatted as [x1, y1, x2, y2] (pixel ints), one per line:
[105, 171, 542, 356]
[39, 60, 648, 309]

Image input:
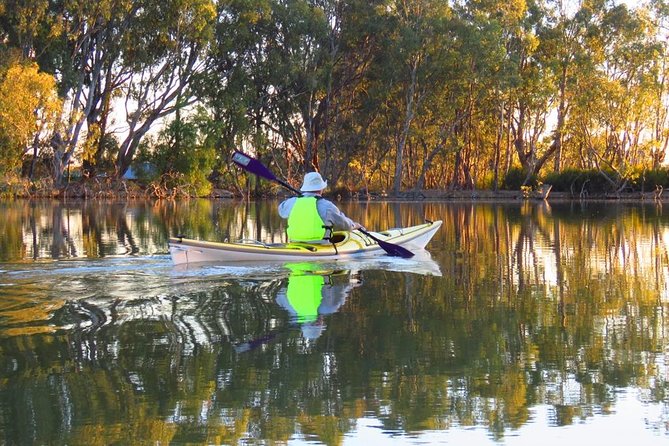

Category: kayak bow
[168, 220, 442, 265]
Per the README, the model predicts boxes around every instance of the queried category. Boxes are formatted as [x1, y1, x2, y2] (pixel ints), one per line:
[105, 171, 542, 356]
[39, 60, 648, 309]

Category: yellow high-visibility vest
[287, 197, 326, 241]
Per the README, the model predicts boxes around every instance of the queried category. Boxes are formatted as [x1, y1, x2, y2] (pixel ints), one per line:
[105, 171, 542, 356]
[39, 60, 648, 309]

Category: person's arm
[278, 197, 296, 219]
[318, 200, 362, 231]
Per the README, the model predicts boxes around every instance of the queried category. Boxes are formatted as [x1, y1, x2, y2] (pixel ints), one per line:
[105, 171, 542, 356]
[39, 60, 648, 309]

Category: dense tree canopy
[1, 0, 668, 195]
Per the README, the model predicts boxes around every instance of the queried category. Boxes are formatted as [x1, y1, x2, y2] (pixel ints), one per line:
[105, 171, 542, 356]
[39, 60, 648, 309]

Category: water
[0, 199, 668, 445]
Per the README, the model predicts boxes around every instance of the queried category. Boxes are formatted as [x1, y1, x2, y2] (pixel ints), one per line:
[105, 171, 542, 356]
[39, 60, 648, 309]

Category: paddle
[231, 150, 415, 258]
[232, 150, 300, 195]
[356, 227, 414, 258]
[234, 331, 280, 353]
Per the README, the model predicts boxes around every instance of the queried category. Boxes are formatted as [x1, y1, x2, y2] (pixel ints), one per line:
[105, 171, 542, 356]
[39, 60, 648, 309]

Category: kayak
[168, 220, 442, 265]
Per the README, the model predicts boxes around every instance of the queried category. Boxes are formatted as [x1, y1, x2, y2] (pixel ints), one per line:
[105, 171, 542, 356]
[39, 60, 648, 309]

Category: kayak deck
[168, 220, 442, 264]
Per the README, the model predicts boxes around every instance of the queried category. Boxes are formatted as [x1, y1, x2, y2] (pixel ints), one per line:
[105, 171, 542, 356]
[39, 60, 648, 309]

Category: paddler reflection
[276, 262, 361, 340]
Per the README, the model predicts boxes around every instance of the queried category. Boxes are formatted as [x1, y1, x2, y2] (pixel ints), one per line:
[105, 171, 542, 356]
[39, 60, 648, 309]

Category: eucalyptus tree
[201, 0, 381, 193]
[308, 0, 387, 188]
[1, 0, 215, 184]
[257, 0, 381, 186]
[566, 2, 662, 189]
[359, 0, 464, 194]
[271, 0, 330, 173]
[195, 0, 273, 194]
[647, 0, 669, 169]
[443, 0, 521, 191]
[209, 0, 335, 186]
[596, 4, 660, 170]
[374, 0, 433, 193]
[114, 0, 216, 178]
[198, 0, 302, 194]
[492, 0, 555, 184]
[401, 2, 505, 191]
[0, 0, 57, 60]
[37, 0, 144, 185]
[0, 3, 67, 181]
[0, 61, 62, 177]
[535, 0, 587, 174]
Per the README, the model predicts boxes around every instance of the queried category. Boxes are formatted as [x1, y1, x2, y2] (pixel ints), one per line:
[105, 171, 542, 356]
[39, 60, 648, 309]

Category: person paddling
[278, 172, 363, 242]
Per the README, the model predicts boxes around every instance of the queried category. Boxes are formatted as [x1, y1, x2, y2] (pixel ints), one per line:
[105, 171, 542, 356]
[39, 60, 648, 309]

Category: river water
[0, 199, 668, 445]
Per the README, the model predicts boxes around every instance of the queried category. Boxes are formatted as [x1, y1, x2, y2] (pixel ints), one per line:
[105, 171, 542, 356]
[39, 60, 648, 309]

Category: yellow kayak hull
[168, 220, 442, 265]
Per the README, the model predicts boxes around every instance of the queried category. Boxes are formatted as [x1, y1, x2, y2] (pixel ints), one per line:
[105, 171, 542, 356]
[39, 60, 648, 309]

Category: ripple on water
[0, 255, 292, 340]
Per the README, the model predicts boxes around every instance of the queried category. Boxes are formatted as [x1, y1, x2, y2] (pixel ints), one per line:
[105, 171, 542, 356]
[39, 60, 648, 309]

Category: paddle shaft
[358, 228, 390, 245]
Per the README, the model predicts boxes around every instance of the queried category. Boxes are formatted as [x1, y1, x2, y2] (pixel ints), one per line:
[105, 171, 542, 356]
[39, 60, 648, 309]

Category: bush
[130, 118, 216, 197]
[501, 167, 538, 190]
[625, 167, 669, 191]
[542, 168, 597, 193]
[541, 168, 655, 195]
[0, 174, 29, 198]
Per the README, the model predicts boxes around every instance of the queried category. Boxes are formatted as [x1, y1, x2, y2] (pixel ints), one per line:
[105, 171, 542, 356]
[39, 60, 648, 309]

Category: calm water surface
[1, 199, 668, 445]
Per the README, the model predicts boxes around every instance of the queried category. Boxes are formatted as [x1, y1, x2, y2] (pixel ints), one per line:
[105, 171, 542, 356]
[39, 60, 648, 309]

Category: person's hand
[353, 223, 365, 231]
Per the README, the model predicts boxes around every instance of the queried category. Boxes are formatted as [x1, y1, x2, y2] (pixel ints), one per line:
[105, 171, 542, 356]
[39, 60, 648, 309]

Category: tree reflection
[1, 201, 669, 444]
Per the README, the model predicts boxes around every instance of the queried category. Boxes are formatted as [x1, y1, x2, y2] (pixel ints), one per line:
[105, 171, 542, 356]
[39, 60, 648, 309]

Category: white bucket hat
[300, 172, 328, 192]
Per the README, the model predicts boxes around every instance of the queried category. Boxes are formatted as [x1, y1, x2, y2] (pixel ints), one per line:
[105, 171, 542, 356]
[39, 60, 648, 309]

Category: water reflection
[232, 263, 362, 352]
[0, 199, 669, 444]
[277, 263, 361, 341]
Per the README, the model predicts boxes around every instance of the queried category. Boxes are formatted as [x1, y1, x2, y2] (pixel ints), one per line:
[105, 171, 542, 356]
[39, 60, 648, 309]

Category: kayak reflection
[226, 253, 440, 352]
[276, 262, 362, 340]
[232, 262, 361, 352]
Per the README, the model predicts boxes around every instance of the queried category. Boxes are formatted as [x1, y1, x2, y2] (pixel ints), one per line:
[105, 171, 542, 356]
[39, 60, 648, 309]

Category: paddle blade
[359, 228, 414, 258]
[232, 150, 277, 182]
[378, 240, 415, 258]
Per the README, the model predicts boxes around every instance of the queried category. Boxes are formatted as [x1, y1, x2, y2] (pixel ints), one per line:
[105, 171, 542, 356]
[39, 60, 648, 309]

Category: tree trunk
[552, 64, 568, 173]
[493, 102, 504, 191]
[392, 59, 419, 195]
[28, 133, 39, 181]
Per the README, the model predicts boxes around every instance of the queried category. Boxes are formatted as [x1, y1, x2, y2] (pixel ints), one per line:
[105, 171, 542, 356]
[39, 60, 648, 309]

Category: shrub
[625, 167, 669, 191]
[0, 174, 31, 198]
[543, 169, 581, 192]
[501, 167, 538, 190]
[129, 118, 216, 197]
[542, 169, 632, 195]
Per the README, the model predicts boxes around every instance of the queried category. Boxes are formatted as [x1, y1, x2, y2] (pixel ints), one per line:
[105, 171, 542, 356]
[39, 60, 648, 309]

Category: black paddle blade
[232, 150, 278, 183]
[359, 228, 414, 258]
[378, 240, 415, 258]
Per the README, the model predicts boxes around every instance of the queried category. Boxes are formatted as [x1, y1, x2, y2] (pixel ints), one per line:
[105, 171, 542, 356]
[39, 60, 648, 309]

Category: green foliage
[1, 0, 669, 193]
[501, 167, 538, 190]
[542, 169, 587, 193]
[542, 168, 631, 194]
[131, 116, 216, 197]
[0, 60, 61, 176]
[624, 167, 669, 191]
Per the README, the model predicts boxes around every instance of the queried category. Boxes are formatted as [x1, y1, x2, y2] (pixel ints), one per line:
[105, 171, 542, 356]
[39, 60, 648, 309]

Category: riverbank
[2, 177, 667, 202]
